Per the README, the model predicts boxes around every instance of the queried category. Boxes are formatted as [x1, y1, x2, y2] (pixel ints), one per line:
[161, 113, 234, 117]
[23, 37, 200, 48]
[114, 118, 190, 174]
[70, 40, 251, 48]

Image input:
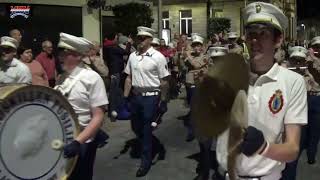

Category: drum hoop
[0, 84, 80, 178]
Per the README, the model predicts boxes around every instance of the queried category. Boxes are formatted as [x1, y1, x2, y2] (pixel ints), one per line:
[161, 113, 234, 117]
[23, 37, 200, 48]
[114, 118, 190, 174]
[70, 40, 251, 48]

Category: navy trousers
[306, 95, 320, 160]
[68, 141, 98, 180]
[130, 95, 160, 168]
[198, 138, 213, 178]
[281, 125, 307, 180]
[185, 86, 196, 136]
[109, 73, 123, 116]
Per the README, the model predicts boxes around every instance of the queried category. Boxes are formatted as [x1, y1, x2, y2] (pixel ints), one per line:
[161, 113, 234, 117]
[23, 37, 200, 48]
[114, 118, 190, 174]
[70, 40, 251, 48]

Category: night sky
[297, 0, 320, 20]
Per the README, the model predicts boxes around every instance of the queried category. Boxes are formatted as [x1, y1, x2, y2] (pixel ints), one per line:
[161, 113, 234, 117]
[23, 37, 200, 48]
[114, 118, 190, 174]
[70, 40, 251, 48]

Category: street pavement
[94, 95, 320, 180]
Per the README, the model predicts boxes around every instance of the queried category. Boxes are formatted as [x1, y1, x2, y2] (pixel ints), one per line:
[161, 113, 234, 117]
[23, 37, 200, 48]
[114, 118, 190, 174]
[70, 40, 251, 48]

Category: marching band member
[0, 36, 31, 84]
[194, 46, 228, 180]
[55, 33, 109, 180]
[217, 2, 308, 180]
[305, 37, 320, 163]
[183, 33, 209, 142]
[282, 45, 316, 180]
[227, 32, 243, 55]
[123, 26, 169, 177]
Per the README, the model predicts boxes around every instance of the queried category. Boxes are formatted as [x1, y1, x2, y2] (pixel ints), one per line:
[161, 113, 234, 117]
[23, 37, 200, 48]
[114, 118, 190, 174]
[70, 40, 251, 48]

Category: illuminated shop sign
[10, 6, 31, 19]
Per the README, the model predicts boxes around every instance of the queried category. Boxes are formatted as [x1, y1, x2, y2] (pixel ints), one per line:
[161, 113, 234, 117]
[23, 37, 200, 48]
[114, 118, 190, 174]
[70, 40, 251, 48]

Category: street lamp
[301, 24, 306, 46]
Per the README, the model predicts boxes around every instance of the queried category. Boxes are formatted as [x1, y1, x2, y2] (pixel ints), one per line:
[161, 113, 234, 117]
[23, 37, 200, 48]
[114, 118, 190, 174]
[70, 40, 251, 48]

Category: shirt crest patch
[268, 89, 284, 114]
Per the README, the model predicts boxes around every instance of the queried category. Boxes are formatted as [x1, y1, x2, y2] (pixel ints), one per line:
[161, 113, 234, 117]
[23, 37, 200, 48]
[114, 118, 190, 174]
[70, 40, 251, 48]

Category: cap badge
[256, 4, 262, 13]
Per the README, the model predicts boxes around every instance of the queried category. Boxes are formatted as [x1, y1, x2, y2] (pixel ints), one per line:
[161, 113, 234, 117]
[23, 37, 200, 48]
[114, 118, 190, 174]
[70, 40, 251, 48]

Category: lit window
[180, 10, 192, 36]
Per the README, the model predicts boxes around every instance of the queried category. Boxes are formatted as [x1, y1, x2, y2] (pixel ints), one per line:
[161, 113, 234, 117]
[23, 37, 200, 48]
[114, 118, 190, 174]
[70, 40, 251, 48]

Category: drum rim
[0, 84, 80, 179]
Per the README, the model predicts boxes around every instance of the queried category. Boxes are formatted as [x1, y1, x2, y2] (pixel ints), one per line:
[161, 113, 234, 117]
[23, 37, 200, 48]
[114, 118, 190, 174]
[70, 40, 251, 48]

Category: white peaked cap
[208, 46, 229, 57]
[191, 33, 204, 45]
[58, 33, 94, 54]
[0, 36, 18, 49]
[289, 46, 308, 59]
[151, 38, 160, 45]
[311, 36, 320, 46]
[243, 2, 288, 32]
[137, 26, 156, 38]
[228, 32, 238, 39]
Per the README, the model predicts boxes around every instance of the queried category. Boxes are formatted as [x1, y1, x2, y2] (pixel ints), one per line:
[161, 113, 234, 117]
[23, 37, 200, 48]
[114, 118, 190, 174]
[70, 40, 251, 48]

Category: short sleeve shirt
[66, 66, 109, 127]
[0, 58, 32, 84]
[229, 44, 244, 55]
[305, 56, 320, 91]
[217, 63, 308, 177]
[124, 47, 170, 88]
[185, 54, 208, 85]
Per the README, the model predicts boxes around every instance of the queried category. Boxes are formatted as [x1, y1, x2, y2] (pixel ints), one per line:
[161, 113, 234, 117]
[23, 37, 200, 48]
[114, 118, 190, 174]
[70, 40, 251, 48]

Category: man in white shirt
[216, 2, 308, 180]
[0, 36, 31, 84]
[124, 26, 170, 177]
[54, 33, 109, 180]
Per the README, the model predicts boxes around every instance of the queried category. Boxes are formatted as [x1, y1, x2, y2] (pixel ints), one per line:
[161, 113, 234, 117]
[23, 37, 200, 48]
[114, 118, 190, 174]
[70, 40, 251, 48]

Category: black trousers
[68, 141, 98, 180]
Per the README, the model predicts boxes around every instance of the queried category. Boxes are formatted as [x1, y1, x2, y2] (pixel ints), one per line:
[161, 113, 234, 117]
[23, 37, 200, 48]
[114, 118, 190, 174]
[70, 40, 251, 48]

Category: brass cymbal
[192, 53, 249, 137]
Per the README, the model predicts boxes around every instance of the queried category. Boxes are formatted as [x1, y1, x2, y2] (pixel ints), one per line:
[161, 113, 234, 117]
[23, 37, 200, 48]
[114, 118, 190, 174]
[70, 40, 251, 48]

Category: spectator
[103, 33, 117, 47]
[18, 45, 49, 86]
[82, 41, 109, 83]
[176, 33, 190, 53]
[9, 29, 22, 45]
[159, 39, 169, 56]
[35, 40, 57, 87]
[172, 33, 180, 48]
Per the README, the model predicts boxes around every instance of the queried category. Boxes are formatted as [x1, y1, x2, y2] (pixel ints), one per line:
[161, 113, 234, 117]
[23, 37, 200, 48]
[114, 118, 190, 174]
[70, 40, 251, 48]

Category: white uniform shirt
[217, 63, 308, 178]
[64, 66, 109, 128]
[125, 47, 170, 88]
[0, 58, 32, 84]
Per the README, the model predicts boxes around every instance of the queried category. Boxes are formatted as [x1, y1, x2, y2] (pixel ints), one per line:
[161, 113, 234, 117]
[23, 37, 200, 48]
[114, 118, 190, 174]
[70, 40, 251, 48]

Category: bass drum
[0, 84, 80, 180]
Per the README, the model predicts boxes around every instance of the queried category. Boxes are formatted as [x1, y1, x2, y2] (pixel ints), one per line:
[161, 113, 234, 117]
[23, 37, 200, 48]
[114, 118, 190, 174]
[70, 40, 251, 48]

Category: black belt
[132, 89, 160, 97]
[238, 175, 264, 180]
[217, 168, 266, 180]
[308, 91, 320, 96]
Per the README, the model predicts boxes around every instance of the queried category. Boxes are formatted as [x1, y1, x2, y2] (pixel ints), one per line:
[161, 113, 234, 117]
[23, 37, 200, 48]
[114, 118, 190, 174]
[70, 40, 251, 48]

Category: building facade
[150, 0, 297, 41]
[150, 1, 208, 39]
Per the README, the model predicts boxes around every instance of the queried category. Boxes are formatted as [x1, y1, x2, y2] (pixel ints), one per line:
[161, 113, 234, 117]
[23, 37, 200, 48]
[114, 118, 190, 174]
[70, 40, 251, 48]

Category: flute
[288, 66, 307, 70]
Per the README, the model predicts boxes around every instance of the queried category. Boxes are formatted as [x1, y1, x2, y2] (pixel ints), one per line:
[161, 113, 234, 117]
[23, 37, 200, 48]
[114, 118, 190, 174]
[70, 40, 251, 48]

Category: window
[180, 10, 192, 36]
[212, 1, 224, 18]
[213, 9, 224, 18]
[162, 11, 169, 29]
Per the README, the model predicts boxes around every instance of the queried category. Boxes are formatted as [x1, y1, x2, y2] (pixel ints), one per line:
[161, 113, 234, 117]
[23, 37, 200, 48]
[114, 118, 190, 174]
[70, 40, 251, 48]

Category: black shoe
[193, 174, 209, 180]
[186, 133, 195, 142]
[158, 145, 166, 160]
[136, 167, 150, 177]
[308, 159, 316, 165]
[211, 171, 225, 180]
[178, 114, 189, 121]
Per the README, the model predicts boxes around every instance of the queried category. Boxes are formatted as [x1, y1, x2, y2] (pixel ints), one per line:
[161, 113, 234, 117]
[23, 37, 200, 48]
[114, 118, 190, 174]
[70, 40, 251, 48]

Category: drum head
[0, 85, 80, 180]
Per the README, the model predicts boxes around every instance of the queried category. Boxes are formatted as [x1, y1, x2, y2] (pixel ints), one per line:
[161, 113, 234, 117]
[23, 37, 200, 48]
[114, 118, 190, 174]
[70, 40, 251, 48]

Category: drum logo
[268, 89, 284, 114]
[0, 86, 77, 180]
[10, 6, 31, 19]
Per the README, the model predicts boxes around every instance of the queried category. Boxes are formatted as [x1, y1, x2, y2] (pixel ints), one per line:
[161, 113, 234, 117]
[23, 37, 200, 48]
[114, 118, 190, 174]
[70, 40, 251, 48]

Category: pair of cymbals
[192, 53, 249, 137]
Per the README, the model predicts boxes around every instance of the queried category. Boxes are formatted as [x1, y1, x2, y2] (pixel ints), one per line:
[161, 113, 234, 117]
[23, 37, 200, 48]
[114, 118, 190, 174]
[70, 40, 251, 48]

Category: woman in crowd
[18, 45, 49, 86]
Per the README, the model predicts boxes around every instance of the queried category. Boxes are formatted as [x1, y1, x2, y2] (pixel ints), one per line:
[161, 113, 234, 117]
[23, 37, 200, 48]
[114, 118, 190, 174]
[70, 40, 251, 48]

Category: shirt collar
[250, 63, 280, 85]
[136, 47, 156, 56]
[69, 66, 84, 77]
[6, 58, 18, 67]
[263, 63, 280, 81]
